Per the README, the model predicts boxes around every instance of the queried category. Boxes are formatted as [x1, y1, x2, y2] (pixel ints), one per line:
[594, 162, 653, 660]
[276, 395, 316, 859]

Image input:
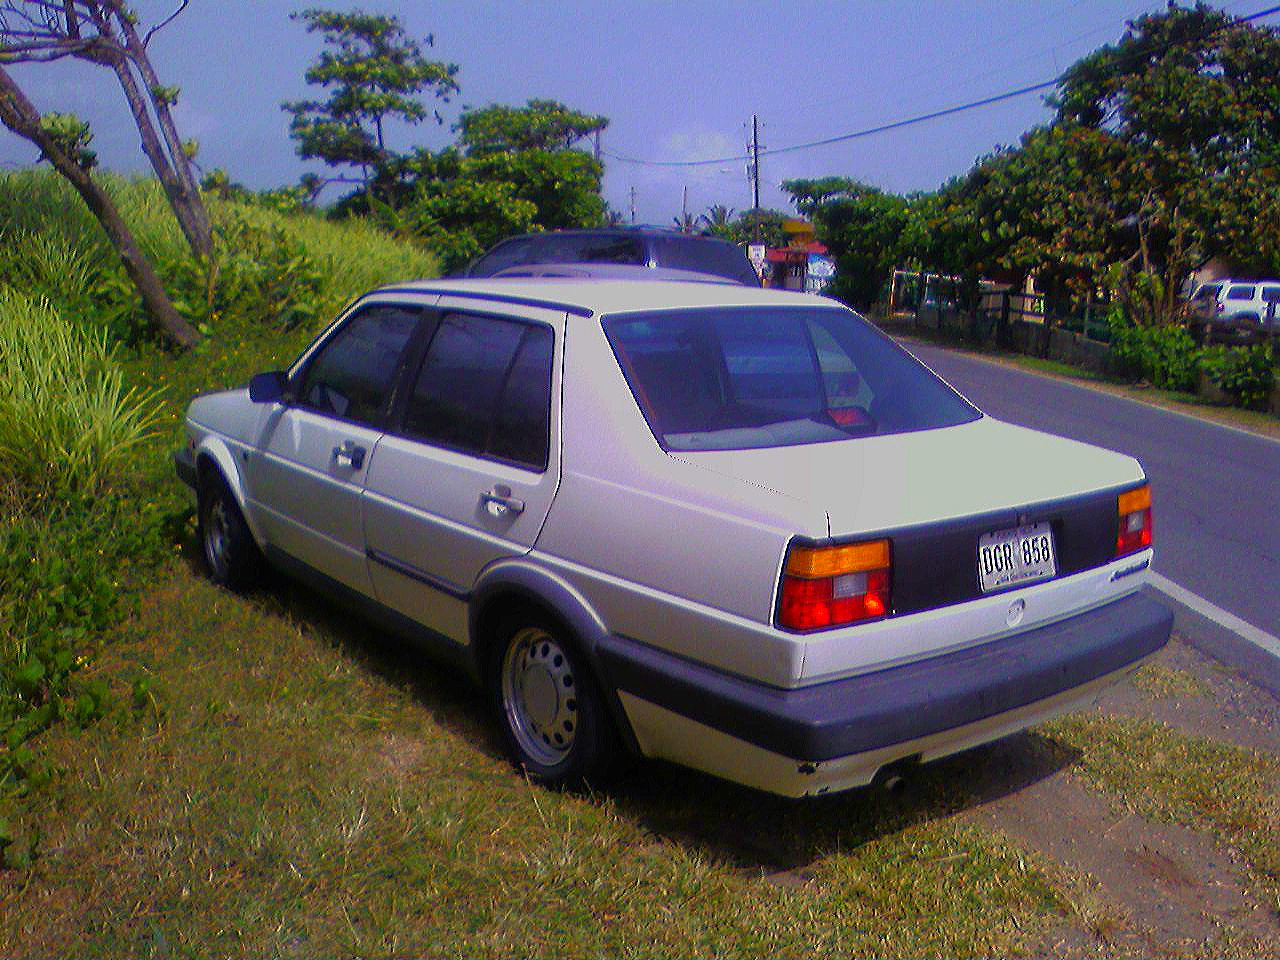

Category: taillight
[1116, 484, 1152, 557]
[778, 539, 891, 631]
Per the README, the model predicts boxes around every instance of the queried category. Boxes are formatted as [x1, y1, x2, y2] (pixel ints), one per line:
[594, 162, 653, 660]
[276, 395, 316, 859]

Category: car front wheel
[491, 617, 614, 788]
[198, 473, 260, 590]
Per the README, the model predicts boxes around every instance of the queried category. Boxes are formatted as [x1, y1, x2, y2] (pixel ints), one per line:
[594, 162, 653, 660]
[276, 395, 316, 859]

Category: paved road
[905, 342, 1280, 636]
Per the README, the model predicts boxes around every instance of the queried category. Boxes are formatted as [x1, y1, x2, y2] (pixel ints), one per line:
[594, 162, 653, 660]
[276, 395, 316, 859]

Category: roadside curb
[1151, 585, 1280, 700]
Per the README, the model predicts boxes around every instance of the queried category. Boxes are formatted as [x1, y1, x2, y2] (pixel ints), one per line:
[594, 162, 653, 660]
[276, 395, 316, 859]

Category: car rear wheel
[198, 472, 260, 590]
[491, 616, 614, 788]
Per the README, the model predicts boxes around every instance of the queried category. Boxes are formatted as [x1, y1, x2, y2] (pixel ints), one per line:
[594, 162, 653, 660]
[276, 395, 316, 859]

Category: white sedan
[176, 279, 1171, 797]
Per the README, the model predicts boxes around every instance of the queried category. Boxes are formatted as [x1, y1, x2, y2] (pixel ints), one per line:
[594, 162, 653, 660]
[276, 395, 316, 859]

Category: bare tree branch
[142, 0, 186, 47]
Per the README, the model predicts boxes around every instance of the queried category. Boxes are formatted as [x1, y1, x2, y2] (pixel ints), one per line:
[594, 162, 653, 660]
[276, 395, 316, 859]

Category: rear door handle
[482, 485, 525, 516]
[333, 440, 366, 469]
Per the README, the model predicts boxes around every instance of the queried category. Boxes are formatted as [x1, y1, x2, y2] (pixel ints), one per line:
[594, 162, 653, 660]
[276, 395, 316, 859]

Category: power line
[604, 3, 1280, 169]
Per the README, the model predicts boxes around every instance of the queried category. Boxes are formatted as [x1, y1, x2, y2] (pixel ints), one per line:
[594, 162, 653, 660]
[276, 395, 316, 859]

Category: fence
[887, 269, 1113, 371]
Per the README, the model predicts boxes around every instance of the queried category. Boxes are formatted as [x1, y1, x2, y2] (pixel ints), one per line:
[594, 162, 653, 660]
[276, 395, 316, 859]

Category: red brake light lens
[778, 540, 891, 631]
[1116, 484, 1153, 557]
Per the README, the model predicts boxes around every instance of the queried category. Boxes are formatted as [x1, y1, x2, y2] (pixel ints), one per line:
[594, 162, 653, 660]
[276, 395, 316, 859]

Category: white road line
[1150, 572, 1280, 660]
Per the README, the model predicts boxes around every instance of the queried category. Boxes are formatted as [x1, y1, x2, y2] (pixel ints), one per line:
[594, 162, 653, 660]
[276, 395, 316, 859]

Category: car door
[246, 301, 426, 595]
[361, 300, 562, 641]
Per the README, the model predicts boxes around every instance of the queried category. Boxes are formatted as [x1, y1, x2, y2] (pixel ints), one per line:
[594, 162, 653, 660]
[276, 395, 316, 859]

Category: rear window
[650, 236, 759, 285]
[603, 307, 980, 451]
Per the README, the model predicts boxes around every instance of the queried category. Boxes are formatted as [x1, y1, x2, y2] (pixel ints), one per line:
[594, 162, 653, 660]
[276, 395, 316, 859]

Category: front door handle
[333, 440, 366, 469]
[482, 484, 525, 517]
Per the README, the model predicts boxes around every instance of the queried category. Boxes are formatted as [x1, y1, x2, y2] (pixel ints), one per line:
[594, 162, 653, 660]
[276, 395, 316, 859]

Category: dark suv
[464, 228, 760, 286]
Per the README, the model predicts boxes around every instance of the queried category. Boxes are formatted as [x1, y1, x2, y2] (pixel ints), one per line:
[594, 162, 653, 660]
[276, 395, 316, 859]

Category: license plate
[978, 521, 1057, 594]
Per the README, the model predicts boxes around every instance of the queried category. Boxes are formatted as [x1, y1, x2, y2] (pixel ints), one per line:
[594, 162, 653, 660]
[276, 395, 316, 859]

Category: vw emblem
[1006, 598, 1026, 627]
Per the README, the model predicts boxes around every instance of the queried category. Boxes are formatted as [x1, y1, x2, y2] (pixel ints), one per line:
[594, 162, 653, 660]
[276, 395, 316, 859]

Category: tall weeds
[0, 288, 163, 499]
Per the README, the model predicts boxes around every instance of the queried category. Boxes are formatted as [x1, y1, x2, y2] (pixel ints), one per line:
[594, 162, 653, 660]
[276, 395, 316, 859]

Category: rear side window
[650, 236, 759, 285]
[604, 307, 979, 451]
[296, 304, 420, 426]
[1261, 287, 1280, 302]
[402, 313, 553, 470]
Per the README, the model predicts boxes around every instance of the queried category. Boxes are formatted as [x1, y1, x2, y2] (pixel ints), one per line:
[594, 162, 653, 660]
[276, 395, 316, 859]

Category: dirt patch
[961, 769, 1277, 954]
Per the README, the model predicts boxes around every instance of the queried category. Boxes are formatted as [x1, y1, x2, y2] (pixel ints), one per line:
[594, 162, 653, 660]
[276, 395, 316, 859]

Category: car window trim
[290, 302, 430, 431]
[387, 306, 556, 473]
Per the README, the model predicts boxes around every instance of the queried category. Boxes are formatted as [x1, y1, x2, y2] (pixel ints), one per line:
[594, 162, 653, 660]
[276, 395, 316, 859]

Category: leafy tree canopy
[456, 99, 607, 155]
[283, 8, 459, 199]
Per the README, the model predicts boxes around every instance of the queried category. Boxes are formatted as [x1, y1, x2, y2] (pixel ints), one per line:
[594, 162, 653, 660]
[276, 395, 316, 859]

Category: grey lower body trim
[174, 447, 197, 490]
[367, 548, 471, 601]
[265, 544, 480, 681]
[596, 588, 1172, 762]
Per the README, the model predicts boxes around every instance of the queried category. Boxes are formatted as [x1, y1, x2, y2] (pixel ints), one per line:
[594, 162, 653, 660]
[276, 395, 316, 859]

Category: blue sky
[2, 0, 1272, 223]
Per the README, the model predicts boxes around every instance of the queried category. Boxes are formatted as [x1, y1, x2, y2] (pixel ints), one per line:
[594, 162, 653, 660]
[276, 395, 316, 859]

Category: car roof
[371, 277, 834, 317]
[494, 227, 738, 244]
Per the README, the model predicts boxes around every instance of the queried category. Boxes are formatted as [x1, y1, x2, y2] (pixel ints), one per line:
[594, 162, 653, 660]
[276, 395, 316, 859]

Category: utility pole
[750, 114, 762, 242]
[681, 184, 688, 229]
[629, 185, 637, 225]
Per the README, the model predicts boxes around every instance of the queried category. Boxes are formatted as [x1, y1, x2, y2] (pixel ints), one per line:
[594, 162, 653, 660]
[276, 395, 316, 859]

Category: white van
[1189, 279, 1280, 328]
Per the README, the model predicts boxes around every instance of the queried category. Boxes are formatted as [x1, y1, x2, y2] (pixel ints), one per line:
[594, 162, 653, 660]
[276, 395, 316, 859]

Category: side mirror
[248, 371, 290, 404]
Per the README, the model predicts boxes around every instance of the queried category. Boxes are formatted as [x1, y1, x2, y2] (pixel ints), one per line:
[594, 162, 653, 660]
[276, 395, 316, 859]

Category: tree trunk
[81, 2, 211, 260]
[107, 1, 212, 256]
[0, 66, 200, 349]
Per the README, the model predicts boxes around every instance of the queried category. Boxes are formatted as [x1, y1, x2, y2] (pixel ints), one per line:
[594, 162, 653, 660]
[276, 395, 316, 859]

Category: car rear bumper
[597, 588, 1172, 796]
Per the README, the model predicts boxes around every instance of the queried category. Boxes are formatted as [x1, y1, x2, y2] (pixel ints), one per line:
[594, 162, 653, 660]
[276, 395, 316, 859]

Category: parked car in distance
[464, 228, 760, 286]
[176, 279, 1171, 798]
[1187, 278, 1280, 340]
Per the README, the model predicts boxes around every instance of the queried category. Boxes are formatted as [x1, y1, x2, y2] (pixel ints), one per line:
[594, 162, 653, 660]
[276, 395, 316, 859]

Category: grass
[0, 562, 1102, 957]
[1133, 663, 1214, 701]
[0, 288, 163, 499]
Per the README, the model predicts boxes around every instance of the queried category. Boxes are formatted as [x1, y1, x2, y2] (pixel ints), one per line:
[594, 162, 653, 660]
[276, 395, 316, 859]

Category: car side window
[296, 305, 421, 426]
[402, 313, 553, 470]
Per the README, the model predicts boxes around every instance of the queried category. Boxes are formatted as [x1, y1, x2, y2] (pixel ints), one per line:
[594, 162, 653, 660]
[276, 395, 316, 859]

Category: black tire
[197, 472, 261, 591]
[488, 614, 615, 789]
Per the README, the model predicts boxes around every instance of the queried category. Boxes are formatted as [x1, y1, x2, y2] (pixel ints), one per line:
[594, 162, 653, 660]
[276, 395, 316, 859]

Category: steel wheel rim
[501, 627, 578, 767]
[204, 495, 231, 578]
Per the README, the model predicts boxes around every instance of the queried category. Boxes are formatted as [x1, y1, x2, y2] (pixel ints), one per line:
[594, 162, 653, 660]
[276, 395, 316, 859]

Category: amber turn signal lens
[1117, 485, 1151, 516]
[785, 539, 890, 579]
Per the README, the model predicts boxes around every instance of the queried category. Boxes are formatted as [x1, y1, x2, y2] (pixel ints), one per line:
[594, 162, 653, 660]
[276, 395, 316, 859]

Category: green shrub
[1107, 316, 1201, 392]
[1200, 343, 1278, 411]
[0, 288, 163, 499]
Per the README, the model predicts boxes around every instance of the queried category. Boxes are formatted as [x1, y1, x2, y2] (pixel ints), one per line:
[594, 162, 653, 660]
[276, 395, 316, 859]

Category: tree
[1047, 2, 1280, 318]
[456, 98, 605, 155]
[386, 101, 609, 272]
[283, 8, 459, 207]
[0, 65, 198, 347]
[0, 0, 212, 259]
[783, 179, 918, 307]
[701, 204, 735, 237]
